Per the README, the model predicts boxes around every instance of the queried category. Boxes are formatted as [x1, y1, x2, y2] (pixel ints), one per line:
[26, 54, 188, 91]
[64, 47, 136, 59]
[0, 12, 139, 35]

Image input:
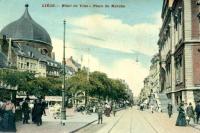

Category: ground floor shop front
[167, 89, 200, 107]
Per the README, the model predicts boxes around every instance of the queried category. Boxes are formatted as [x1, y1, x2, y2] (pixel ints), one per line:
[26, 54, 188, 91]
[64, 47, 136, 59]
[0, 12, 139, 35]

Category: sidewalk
[15, 109, 97, 133]
[146, 109, 200, 131]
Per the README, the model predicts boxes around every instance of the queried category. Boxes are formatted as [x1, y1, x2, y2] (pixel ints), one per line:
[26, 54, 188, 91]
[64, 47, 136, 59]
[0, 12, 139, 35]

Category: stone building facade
[158, 0, 200, 106]
[139, 54, 160, 103]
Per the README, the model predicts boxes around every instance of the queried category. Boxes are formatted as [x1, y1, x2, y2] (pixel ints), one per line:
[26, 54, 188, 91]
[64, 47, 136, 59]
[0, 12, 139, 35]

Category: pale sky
[0, 0, 162, 96]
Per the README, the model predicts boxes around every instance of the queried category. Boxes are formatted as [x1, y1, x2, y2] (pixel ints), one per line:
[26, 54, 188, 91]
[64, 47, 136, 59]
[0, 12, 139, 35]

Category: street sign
[45, 96, 67, 102]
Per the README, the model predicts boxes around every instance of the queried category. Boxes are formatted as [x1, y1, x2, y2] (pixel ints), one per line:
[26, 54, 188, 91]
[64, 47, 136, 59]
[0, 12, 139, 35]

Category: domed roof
[0, 4, 51, 46]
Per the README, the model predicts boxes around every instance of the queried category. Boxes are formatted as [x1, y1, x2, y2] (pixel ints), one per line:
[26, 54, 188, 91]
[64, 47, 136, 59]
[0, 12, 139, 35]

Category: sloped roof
[12, 42, 60, 68]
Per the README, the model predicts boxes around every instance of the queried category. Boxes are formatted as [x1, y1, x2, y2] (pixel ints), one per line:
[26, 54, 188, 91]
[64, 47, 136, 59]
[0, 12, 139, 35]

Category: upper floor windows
[173, 7, 182, 30]
[175, 54, 183, 84]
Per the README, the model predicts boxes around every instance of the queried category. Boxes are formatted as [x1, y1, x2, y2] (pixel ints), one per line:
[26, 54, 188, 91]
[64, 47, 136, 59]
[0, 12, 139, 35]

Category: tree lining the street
[67, 69, 133, 103]
[0, 69, 133, 104]
[0, 69, 62, 98]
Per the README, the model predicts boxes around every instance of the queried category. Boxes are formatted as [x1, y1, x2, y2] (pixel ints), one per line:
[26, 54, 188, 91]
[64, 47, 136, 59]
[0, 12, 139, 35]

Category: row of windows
[47, 62, 58, 67]
[160, 8, 182, 51]
[164, 55, 183, 86]
[47, 71, 59, 76]
[17, 62, 37, 70]
[37, 72, 46, 77]
[39, 63, 46, 69]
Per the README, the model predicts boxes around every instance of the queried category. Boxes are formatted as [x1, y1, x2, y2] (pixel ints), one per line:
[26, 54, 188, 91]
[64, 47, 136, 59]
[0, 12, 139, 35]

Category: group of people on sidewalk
[167, 101, 200, 127]
[0, 97, 47, 132]
[22, 98, 46, 126]
[96, 102, 117, 124]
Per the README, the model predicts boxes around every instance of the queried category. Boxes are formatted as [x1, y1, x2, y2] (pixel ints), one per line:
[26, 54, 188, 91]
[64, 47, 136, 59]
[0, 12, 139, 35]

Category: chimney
[51, 52, 55, 60]
[7, 38, 12, 65]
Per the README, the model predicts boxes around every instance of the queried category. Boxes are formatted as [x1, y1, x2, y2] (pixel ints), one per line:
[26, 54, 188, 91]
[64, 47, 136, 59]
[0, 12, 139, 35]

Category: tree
[89, 71, 110, 100]
[28, 77, 62, 97]
[67, 69, 91, 106]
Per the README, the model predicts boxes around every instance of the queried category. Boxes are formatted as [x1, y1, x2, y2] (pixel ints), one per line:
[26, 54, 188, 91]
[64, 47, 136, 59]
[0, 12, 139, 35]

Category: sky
[0, 0, 163, 96]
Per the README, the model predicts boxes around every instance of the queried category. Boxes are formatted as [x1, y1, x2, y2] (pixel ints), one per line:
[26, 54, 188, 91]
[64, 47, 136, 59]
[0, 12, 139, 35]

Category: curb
[69, 119, 97, 133]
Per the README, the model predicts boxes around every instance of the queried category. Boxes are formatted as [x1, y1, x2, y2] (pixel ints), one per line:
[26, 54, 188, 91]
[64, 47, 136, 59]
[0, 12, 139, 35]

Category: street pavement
[13, 108, 97, 133]
[4, 107, 200, 133]
[78, 107, 200, 133]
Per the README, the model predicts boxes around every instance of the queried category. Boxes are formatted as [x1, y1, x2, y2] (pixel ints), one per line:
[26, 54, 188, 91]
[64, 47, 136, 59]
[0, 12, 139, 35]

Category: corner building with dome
[0, 4, 60, 77]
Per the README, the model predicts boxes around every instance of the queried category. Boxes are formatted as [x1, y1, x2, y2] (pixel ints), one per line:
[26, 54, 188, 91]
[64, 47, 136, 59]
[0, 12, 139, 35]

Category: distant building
[139, 77, 151, 102]
[66, 56, 81, 73]
[139, 54, 160, 101]
[149, 54, 160, 93]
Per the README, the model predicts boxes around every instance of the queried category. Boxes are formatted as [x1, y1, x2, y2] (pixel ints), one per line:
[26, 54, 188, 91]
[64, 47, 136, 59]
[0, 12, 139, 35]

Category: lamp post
[61, 19, 66, 125]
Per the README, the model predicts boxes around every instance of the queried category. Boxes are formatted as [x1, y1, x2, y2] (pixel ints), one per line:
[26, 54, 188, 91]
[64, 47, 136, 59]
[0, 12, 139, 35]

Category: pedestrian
[167, 103, 173, 118]
[186, 102, 195, 125]
[34, 99, 43, 126]
[150, 104, 154, 113]
[140, 103, 144, 111]
[105, 103, 111, 117]
[112, 103, 117, 117]
[22, 98, 30, 124]
[1, 98, 16, 132]
[41, 99, 47, 116]
[175, 101, 186, 126]
[0, 98, 4, 131]
[195, 101, 200, 124]
[97, 102, 104, 124]
[93, 106, 96, 113]
[32, 99, 37, 123]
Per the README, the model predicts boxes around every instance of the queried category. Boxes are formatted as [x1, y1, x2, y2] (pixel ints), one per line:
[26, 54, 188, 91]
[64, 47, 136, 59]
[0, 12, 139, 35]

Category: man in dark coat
[34, 99, 43, 126]
[167, 103, 173, 118]
[195, 101, 200, 124]
[22, 98, 30, 124]
[32, 100, 37, 123]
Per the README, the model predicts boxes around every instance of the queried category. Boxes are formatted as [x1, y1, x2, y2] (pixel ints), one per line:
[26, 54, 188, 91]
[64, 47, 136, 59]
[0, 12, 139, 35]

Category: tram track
[129, 109, 133, 133]
[108, 108, 160, 133]
[79, 108, 200, 133]
[131, 109, 159, 133]
[108, 109, 136, 133]
[141, 114, 159, 133]
[107, 110, 126, 133]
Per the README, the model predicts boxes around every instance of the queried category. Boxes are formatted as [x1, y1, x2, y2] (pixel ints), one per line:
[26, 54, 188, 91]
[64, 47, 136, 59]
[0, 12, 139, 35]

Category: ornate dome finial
[25, 4, 29, 8]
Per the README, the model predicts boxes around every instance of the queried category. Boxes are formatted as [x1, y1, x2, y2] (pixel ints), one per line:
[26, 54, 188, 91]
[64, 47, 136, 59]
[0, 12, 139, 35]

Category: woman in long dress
[176, 102, 186, 126]
[1, 99, 16, 132]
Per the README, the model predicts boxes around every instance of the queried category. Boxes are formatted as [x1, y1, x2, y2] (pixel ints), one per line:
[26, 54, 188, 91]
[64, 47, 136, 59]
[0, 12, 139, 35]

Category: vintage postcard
[0, 0, 199, 133]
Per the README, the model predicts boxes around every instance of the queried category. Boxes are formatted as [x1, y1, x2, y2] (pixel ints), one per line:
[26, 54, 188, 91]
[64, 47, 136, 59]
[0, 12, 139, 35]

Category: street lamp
[61, 19, 66, 125]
